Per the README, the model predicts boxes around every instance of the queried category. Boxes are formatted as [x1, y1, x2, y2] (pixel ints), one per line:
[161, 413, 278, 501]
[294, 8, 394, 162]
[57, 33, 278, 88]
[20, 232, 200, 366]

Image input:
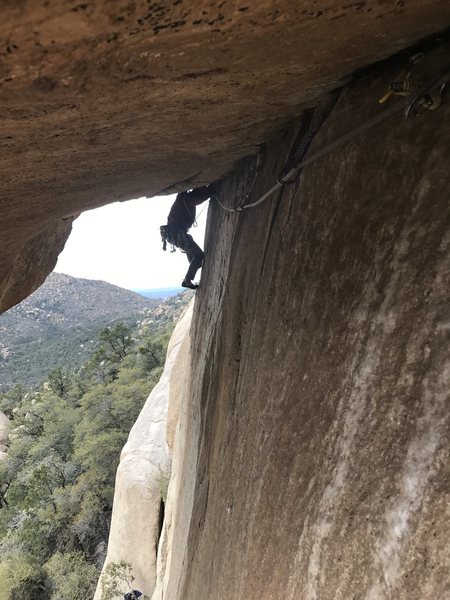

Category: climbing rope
[215, 99, 407, 213]
[193, 199, 210, 224]
[215, 65, 449, 214]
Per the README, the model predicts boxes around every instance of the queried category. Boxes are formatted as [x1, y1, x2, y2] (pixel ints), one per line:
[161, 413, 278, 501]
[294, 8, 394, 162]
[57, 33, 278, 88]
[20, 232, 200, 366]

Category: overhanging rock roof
[1, 0, 449, 310]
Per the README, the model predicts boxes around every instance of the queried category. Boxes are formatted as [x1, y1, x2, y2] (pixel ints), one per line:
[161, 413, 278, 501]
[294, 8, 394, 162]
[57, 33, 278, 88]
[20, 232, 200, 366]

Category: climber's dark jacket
[167, 186, 211, 230]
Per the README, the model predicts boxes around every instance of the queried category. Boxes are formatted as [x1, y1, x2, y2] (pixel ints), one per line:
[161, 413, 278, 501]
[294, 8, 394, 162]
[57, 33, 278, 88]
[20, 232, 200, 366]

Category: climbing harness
[215, 55, 449, 214]
[160, 225, 178, 252]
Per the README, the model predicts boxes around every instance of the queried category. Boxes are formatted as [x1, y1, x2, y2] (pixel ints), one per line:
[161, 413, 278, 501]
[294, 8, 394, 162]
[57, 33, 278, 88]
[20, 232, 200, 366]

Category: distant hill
[0, 273, 160, 390]
[134, 287, 183, 299]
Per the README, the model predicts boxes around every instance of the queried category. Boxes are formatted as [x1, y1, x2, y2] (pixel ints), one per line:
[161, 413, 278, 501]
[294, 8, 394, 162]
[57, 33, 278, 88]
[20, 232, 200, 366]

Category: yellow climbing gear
[216, 41, 449, 214]
[379, 48, 449, 118]
[378, 53, 425, 104]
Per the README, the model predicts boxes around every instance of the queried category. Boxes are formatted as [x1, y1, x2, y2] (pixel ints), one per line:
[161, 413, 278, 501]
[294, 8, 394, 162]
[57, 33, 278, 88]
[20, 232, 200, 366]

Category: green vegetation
[0, 272, 162, 391]
[0, 313, 177, 599]
[101, 561, 149, 600]
[0, 325, 128, 392]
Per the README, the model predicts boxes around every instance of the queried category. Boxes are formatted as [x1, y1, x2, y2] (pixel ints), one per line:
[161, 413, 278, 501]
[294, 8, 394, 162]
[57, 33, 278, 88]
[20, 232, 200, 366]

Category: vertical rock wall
[94, 303, 193, 600]
[155, 52, 450, 599]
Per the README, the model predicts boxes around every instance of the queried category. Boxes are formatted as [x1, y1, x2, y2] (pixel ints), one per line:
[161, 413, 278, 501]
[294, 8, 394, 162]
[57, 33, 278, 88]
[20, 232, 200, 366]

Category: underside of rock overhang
[1, 0, 450, 310]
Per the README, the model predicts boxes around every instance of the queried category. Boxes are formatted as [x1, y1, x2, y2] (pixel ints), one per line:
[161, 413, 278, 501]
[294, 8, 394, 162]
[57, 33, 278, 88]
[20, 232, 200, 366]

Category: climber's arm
[187, 185, 213, 205]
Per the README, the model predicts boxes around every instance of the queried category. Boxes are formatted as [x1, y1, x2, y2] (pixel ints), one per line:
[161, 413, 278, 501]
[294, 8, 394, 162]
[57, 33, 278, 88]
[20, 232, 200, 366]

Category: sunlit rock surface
[1, 1, 450, 311]
[94, 303, 193, 599]
[0, 412, 10, 464]
[152, 46, 450, 599]
[0, 412, 10, 446]
[151, 302, 197, 600]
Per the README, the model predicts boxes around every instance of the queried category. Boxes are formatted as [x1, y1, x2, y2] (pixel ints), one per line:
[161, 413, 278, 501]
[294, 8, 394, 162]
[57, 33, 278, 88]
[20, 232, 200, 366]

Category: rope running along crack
[215, 69, 449, 213]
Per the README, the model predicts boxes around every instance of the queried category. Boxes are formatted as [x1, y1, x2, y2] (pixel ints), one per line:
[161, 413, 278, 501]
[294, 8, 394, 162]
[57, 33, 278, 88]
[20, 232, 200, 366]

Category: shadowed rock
[1, 0, 450, 310]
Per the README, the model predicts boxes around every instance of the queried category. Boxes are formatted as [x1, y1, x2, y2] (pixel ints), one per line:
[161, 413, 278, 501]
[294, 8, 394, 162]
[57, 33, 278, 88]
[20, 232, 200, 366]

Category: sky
[55, 195, 208, 290]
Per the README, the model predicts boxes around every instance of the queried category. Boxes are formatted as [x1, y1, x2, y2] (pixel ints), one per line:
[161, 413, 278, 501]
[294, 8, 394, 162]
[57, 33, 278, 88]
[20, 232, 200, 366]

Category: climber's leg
[177, 233, 204, 288]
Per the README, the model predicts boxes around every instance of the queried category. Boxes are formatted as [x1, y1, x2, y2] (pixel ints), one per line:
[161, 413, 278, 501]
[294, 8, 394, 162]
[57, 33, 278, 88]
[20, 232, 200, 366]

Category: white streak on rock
[366, 364, 449, 600]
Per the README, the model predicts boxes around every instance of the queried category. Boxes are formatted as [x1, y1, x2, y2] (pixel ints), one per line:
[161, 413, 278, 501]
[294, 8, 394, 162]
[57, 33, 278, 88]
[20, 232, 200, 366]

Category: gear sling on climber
[160, 185, 213, 290]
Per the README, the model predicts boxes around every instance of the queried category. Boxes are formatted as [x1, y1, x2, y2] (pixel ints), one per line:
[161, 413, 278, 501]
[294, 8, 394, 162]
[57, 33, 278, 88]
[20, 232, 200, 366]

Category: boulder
[0, 412, 11, 446]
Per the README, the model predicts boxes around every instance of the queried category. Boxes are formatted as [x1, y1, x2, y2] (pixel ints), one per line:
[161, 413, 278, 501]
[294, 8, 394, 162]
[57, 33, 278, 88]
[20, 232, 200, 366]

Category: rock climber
[160, 185, 213, 290]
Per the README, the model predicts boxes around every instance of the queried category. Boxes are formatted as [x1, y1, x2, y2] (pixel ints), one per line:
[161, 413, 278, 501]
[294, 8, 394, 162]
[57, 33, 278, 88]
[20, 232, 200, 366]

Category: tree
[45, 551, 98, 600]
[0, 554, 47, 600]
[0, 384, 26, 419]
[98, 323, 134, 364]
[86, 323, 134, 385]
[0, 315, 177, 598]
[47, 368, 70, 399]
[138, 338, 165, 372]
[101, 561, 148, 600]
[86, 347, 119, 385]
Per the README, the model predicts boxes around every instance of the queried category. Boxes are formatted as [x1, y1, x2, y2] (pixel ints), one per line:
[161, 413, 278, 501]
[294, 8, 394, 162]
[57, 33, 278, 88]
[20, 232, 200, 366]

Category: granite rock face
[94, 303, 193, 600]
[153, 49, 450, 599]
[1, 0, 450, 310]
[1, 4, 450, 598]
[0, 412, 10, 446]
[0, 412, 11, 465]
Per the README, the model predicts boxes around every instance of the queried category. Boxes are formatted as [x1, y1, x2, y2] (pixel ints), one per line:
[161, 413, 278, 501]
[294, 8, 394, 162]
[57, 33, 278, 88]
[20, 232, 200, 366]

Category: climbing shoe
[181, 280, 198, 290]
